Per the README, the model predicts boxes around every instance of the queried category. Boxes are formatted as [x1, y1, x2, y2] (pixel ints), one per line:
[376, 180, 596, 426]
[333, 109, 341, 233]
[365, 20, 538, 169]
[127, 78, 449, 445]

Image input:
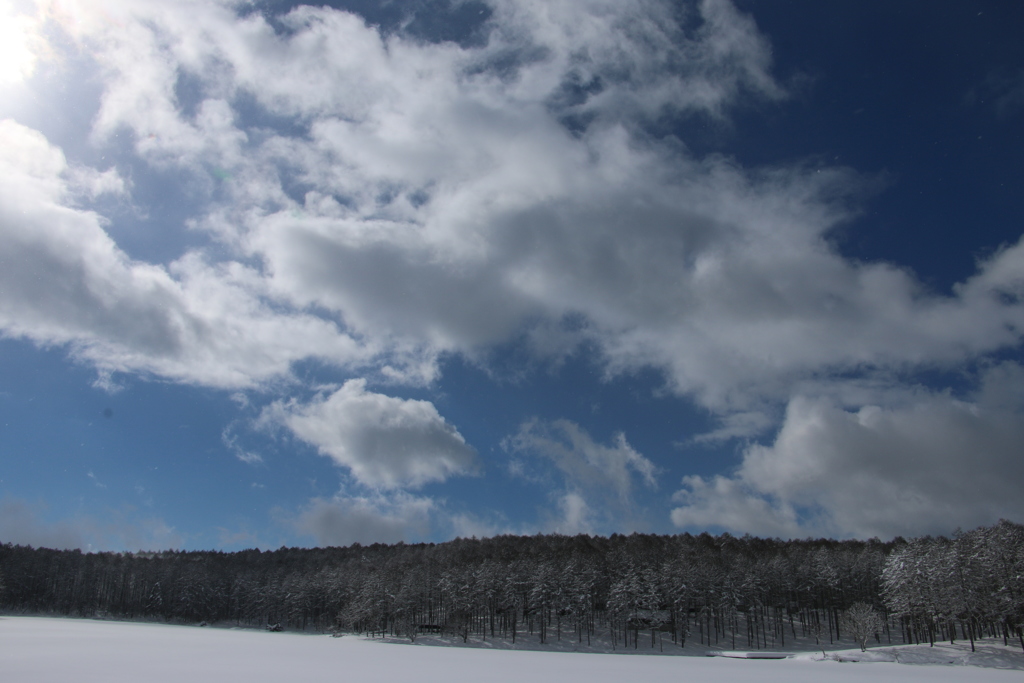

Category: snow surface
[1, 617, 1022, 683]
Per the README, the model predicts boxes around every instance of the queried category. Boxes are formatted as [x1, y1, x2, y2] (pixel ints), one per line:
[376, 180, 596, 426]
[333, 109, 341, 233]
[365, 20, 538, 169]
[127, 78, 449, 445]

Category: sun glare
[0, 1, 41, 86]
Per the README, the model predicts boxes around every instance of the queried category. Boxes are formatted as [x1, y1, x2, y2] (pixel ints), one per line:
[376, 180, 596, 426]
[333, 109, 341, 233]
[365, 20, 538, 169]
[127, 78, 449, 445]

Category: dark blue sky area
[732, 0, 1024, 291]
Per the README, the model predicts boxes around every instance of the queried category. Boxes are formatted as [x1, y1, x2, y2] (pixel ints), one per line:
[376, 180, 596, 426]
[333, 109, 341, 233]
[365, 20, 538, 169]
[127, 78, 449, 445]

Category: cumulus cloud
[671, 362, 1024, 539]
[0, 118, 369, 388]
[4, 0, 1024, 541]
[506, 419, 656, 533]
[9, 0, 790, 395]
[264, 379, 479, 489]
[3, 0, 1019, 412]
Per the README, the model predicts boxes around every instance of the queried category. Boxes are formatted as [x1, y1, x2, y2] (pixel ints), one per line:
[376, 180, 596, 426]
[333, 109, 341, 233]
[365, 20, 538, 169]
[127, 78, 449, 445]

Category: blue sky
[1, 0, 1023, 551]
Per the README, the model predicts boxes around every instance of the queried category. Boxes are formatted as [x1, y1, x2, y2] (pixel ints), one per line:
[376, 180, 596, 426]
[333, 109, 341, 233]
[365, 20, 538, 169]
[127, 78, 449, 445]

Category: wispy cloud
[506, 418, 657, 534]
[222, 425, 263, 465]
[0, 497, 181, 551]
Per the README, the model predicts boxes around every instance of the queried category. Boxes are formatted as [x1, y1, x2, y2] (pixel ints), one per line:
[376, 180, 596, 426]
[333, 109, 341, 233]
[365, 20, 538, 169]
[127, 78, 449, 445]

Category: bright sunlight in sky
[0, 2, 39, 86]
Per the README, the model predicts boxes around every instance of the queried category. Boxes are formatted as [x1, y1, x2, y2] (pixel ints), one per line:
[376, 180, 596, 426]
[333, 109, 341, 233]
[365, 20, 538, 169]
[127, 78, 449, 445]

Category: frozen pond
[2, 617, 1021, 683]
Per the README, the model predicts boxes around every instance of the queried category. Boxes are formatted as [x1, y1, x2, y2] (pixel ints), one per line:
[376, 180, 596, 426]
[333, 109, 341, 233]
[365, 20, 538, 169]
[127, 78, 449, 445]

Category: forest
[1, 520, 1022, 653]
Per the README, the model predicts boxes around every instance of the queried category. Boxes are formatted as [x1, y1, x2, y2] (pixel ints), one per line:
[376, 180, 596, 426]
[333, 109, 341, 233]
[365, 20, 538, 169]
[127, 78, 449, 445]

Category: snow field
[1, 617, 1021, 683]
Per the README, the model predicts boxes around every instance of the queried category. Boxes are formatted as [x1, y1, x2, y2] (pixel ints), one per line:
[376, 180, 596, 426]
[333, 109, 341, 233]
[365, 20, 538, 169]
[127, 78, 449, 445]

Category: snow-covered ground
[1, 616, 1021, 683]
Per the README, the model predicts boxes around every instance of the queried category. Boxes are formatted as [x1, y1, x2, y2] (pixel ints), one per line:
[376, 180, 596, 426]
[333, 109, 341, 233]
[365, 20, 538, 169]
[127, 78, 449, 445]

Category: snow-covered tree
[840, 602, 884, 651]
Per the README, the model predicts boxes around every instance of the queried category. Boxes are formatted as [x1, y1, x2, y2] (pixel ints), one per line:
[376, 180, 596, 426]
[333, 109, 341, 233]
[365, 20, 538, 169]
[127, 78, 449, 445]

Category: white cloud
[285, 492, 435, 547]
[264, 379, 479, 489]
[447, 512, 525, 540]
[0, 497, 181, 551]
[671, 362, 1024, 539]
[689, 409, 775, 443]
[0, 118, 369, 389]
[506, 418, 656, 533]
[0, 1, 42, 86]
[554, 491, 598, 536]
[670, 475, 800, 538]
[483, 0, 783, 122]
[222, 424, 263, 465]
[3, 0, 1024, 542]
[0, 499, 87, 550]
[509, 418, 657, 497]
[287, 490, 531, 547]
[9, 1, 791, 391]
[287, 492, 537, 546]
[4, 0, 1020, 416]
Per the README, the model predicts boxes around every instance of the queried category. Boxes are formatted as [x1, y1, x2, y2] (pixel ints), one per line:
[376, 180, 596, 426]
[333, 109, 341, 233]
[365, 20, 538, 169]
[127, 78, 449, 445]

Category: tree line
[1, 521, 1021, 652]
